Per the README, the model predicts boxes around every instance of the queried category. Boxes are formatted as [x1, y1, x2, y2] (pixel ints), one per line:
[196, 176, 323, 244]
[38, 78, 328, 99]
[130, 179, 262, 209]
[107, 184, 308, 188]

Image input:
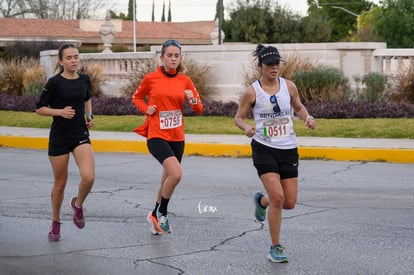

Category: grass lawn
[0, 110, 413, 139]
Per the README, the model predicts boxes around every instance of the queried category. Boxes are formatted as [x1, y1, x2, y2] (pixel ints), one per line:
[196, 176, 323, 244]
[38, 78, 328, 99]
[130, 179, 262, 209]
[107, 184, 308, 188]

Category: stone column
[100, 10, 116, 53]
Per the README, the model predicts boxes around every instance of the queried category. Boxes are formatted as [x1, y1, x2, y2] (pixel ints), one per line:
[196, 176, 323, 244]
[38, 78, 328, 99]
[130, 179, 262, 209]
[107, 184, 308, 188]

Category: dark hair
[253, 44, 282, 66]
[55, 43, 78, 74]
[253, 44, 266, 66]
[58, 43, 77, 61]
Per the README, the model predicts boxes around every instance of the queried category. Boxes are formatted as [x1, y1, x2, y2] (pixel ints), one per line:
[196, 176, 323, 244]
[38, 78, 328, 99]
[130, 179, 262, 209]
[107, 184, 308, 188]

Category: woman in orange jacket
[132, 39, 203, 234]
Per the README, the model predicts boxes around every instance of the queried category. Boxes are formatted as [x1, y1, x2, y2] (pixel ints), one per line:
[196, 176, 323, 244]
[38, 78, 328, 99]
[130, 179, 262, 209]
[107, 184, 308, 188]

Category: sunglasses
[163, 39, 181, 49]
[270, 95, 281, 113]
[265, 61, 280, 66]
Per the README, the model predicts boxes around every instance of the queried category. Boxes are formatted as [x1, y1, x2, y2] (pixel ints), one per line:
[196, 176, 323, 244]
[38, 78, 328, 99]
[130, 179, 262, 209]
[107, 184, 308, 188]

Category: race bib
[159, 110, 182, 130]
[263, 118, 291, 140]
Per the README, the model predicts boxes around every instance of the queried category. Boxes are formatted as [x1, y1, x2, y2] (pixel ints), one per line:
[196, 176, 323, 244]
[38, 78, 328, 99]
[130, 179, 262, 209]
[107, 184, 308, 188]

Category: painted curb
[1, 135, 414, 163]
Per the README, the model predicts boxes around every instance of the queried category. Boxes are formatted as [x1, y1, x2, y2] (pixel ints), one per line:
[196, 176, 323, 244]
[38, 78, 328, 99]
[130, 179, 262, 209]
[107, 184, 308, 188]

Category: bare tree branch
[0, 0, 109, 19]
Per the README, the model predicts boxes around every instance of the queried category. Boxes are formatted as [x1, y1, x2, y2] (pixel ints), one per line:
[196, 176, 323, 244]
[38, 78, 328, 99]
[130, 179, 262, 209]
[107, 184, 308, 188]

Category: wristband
[189, 98, 198, 105]
[85, 113, 94, 119]
[306, 115, 314, 121]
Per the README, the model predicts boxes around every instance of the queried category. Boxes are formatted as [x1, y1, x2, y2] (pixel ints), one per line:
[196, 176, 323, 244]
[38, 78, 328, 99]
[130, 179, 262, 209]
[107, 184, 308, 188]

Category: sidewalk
[1, 126, 414, 163]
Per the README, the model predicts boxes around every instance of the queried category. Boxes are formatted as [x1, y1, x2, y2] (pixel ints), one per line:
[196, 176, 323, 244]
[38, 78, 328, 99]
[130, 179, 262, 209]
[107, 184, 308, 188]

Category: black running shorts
[147, 138, 185, 164]
[48, 136, 91, 156]
[251, 139, 299, 179]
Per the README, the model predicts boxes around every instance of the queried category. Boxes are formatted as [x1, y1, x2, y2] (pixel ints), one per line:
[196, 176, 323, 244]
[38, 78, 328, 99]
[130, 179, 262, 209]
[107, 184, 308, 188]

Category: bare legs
[156, 156, 182, 204]
[49, 154, 69, 222]
[48, 144, 95, 222]
[72, 144, 95, 207]
[259, 173, 298, 246]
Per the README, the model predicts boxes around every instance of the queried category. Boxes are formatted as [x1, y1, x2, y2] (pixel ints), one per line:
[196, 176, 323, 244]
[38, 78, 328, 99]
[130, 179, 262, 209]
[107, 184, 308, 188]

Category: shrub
[1, 93, 414, 118]
[391, 66, 414, 104]
[242, 52, 319, 87]
[111, 44, 139, 52]
[279, 53, 317, 80]
[0, 94, 38, 112]
[119, 59, 154, 98]
[120, 58, 215, 100]
[361, 72, 388, 102]
[0, 59, 25, 95]
[22, 81, 43, 97]
[22, 64, 46, 96]
[305, 100, 414, 118]
[1, 58, 106, 97]
[184, 100, 240, 117]
[91, 97, 141, 115]
[0, 48, 12, 60]
[182, 58, 215, 100]
[5, 40, 62, 59]
[292, 67, 349, 103]
[79, 63, 106, 97]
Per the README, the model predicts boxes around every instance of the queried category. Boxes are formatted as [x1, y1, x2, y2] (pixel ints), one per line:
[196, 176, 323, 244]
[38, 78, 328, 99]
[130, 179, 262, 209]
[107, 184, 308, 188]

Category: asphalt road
[0, 148, 413, 275]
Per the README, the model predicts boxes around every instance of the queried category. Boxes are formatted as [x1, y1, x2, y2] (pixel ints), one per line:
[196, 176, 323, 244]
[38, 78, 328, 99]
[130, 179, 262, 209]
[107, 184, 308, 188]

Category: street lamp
[332, 6, 360, 37]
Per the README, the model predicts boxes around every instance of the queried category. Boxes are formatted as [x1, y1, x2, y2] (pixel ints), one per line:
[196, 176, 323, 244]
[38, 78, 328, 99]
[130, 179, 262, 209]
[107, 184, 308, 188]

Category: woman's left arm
[287, 80, 316, 129]
[184, 79, 204, 115]
[84, 99, 94, 128]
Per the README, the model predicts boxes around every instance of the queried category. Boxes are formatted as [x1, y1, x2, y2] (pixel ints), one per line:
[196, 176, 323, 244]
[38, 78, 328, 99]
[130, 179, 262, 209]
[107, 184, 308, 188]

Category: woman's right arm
[132, 77, 154, 115]
[234, 86, 255, 137]
[36, 106, 76, 119]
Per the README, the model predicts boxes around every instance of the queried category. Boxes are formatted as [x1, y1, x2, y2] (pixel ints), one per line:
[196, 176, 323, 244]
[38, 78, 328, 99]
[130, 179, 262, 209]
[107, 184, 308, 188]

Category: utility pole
[218, 0, 223, 45]
[133, 0, 136, 52]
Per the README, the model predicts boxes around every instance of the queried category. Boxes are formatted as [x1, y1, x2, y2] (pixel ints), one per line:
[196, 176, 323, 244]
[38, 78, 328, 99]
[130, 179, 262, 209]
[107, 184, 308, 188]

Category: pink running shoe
[48, 220, 61, 241]
[70, 197, 85, 229]
[146, 211, 164, 235]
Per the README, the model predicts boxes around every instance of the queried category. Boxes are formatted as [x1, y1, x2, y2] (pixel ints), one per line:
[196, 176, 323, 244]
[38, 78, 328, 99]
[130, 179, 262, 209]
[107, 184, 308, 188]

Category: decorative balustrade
[373, 48, 414, 76]
[40, 43, 414, 101]
[81, 52, 156, 80]
[40, 50, 156, 81]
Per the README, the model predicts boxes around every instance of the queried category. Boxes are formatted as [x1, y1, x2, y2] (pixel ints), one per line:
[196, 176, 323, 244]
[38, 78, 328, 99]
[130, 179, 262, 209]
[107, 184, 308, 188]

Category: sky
[109, 0, 381, 22]
[110, 0, 311, 22]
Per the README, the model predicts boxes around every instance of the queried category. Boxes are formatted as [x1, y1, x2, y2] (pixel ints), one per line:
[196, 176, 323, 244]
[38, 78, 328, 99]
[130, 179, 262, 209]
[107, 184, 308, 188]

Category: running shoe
[268, 245, 288, 263]
[48, 220, 61, 241]
[146, 211, 163, 235]
[254, 192, 267, 222]
[70, 197, 85, 229]
[156, 209, 170, 233]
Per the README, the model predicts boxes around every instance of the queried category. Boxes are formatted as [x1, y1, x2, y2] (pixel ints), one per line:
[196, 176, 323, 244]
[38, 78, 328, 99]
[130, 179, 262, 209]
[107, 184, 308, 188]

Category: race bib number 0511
[159, 110, 182, 130]
[263, 118, 290, 140]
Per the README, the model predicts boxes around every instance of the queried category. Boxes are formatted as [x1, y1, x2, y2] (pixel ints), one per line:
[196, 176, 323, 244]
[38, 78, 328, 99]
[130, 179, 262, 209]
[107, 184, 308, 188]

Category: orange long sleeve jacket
[132, 66, 204, 141]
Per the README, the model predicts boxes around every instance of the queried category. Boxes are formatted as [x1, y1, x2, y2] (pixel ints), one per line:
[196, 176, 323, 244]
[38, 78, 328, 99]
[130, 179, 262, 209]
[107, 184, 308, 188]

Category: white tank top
[252, 78, 297, 149]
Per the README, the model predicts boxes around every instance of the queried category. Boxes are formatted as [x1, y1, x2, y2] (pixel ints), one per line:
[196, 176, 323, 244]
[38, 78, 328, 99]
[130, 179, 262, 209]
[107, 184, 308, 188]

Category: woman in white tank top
[234, 44, 317, 263]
